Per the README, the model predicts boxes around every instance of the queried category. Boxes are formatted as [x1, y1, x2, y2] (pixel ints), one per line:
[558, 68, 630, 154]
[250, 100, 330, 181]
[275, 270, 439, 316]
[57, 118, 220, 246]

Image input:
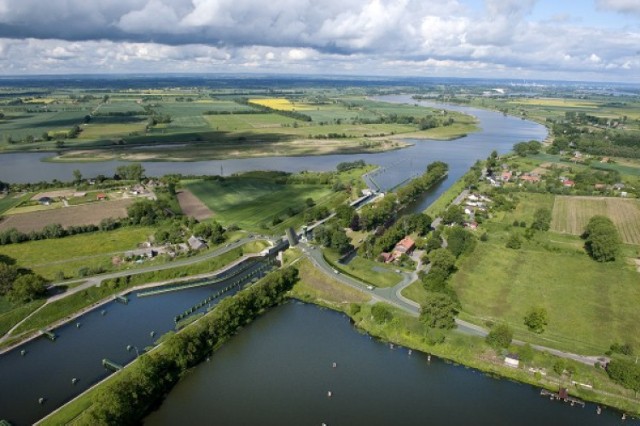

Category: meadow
[448, 238, 640, 354]
[186, 176, 335, 232]
[0, 226, 154, 279]
[551, 196, 640, 244]
[0, 89, 479, 161]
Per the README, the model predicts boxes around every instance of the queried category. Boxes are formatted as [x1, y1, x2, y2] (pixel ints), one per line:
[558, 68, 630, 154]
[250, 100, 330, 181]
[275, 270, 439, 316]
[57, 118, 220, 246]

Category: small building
[380, 252, 395, 263]
[613, 182, 625, 190]
[594, 183, 607, 191]
[520, 174, 541, 183]
[562, 180, 575, 188]
[96, 193, 107, 201]
[188, 236, 208, 251]
[501, 171, 513, 182]
[38, 196, 53, 206]
[504, 354, 520, 368]
[394, 237, 415, 255]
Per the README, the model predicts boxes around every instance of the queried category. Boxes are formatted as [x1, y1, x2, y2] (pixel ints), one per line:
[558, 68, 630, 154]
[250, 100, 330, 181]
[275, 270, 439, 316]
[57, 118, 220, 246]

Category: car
[333, 269, 339, 274]
[367, 285, 374, 290]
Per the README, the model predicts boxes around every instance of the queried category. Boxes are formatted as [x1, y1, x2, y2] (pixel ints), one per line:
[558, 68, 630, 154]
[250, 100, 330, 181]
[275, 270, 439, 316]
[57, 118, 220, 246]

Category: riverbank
[289, 279, 640, 418]
[36, 267, 298, 426]
[0, 247, 264, 353]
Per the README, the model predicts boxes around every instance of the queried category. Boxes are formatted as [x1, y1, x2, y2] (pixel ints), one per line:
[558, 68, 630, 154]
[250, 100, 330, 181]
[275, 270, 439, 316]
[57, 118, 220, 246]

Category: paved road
[301, 242, 602, 365]
[0, 235, 272, 344]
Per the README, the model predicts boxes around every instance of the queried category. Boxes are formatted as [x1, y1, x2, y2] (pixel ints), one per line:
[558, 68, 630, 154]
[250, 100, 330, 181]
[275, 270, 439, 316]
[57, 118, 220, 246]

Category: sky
[0, 0, 638, 82]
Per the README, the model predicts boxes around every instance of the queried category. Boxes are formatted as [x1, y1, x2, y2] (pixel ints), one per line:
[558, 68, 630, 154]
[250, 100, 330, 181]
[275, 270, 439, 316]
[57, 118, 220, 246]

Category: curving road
[301, 241, 603, 365]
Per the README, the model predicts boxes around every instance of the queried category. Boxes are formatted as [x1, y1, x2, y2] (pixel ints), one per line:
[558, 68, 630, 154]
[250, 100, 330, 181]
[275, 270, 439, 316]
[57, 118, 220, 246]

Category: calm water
[0, 260, 267, 425]
[146, 302, 630, 426]
[0, 95, 546, 191]
[0, 98, 556, 424]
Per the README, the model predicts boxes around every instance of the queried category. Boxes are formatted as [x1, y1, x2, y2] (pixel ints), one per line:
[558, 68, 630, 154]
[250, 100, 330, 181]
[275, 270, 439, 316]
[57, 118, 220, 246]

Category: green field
[186, 177, 334, 232]
[0, 227, 154, 279]
[449, 239, 640, 354]
[324, 249, 402, 288]
[551, 196, 640, 244]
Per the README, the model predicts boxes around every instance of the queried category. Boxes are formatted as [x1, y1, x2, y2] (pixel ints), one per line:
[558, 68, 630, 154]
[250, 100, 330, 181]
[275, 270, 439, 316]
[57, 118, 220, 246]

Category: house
[519, 174, 541, 183]
[501, 171, 513, 182]
[38, 196, 53, 206]
[504, 354, 520, 368]
[393, 237, 415, 255]
[188, 235, 208, 251]
[96, 193, 107, 201]
[380, 252, 395, 263]
[594, 183, 607, 191]
[613, 182, 625, 190]
[562, 179, 575, 188]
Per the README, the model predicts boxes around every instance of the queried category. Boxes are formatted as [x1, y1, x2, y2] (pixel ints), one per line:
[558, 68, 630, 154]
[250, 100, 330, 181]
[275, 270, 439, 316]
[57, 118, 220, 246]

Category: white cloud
[596, 0, 640, 16]
[0, 0, 634, 81]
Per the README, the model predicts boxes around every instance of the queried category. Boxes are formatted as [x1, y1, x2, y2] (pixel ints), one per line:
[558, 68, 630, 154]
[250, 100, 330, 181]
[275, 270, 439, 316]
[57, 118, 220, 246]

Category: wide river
[146, 302, 626, 425]
[3, 96, 627, 425]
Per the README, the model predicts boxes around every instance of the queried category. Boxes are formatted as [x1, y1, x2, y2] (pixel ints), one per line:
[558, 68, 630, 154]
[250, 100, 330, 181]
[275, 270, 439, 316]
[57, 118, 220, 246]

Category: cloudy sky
[0, 0, 638, 82]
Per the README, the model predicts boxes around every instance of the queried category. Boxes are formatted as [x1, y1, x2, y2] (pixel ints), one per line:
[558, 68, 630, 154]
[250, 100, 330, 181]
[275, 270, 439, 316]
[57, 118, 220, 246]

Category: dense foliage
[86, 267, 299, 425]
[582, 215, 620, 262]
[606, 359, 640, 393]
[485, 323, 513, 349]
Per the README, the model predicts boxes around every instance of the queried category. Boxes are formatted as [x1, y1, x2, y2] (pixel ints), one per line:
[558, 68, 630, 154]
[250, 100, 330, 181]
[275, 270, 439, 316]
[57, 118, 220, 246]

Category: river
[0, 259, 270, 425]
[0, 97, 573, 425]
[146, 302, 627, 426]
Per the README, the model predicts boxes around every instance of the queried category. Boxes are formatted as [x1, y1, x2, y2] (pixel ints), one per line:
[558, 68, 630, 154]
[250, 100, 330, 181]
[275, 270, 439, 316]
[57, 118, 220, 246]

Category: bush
[485, 323, 513, 349]
[371, 303, 393, 324]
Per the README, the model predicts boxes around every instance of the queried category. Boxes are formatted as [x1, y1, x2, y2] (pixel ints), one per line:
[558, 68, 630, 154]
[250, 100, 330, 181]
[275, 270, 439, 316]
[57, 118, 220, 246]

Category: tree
[518, 344, 534, 364]
[72, 169, 83, 184]
[531, 208, 551, 231]
[524, 307, 548, 334]
[371, 303, 393, 324]
[505, 233, 522, 249]
[10, 274, 46, 303]
[427, 248, 456, 274]
[446, 226, 476, 257]
[420, 292, 458, 329]
[116, 163, 145, 181]
[442, 205, 464, 225]
[0, 262, 19, 295]
[334, 204, 355, 227]
[583, 215, 620, 262]
[485, 323, 513, 349]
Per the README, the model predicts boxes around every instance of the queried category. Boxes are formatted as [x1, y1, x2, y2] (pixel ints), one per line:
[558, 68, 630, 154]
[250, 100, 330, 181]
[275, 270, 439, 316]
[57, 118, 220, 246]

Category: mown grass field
[551, 196, 640, 244]
[186, 177, 334, 232]
[449, 239, 640, 354]
[0, 227, 153, 279]
[324, 249, 402, 288]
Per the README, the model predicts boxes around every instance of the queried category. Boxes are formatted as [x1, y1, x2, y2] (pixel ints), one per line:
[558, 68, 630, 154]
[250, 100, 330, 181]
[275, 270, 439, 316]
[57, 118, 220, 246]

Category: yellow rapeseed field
[249, 98, 312, 111]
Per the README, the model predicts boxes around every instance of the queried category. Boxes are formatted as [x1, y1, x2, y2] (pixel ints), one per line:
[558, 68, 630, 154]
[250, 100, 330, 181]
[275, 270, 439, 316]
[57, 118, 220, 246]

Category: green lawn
[0, 227, 154, 280]
[324, 249, 402, 288]
[186, 177, 334, 232]
[0, 192, 31, 215]
[449, 238, 640, 354]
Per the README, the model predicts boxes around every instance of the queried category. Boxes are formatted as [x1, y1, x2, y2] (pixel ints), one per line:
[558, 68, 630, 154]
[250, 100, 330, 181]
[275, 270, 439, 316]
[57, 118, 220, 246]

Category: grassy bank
[11, 247, 245, 337]
[290, 268, 640, 417]
[323, 248, 402, 288]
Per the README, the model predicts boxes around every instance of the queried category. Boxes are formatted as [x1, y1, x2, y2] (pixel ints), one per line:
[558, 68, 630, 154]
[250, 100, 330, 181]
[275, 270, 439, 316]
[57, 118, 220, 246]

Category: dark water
[0, 260, 267, 425]
[146, 302, 630, 426]
[0, 95, 546, 186]
[0, 98, 553, 424]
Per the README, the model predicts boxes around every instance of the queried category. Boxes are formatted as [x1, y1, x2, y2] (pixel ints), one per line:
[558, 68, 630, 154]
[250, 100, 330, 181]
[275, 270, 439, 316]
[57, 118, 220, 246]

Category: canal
[0, 97, 565, 425]
[0, 259, 270, 425]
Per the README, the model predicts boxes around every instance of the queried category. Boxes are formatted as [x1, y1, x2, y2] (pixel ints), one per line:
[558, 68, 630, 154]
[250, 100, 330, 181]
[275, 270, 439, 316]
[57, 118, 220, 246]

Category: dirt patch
[30, 190, 76, 201]
[0, 198, 135, 233]
[177, 189, 213, 221]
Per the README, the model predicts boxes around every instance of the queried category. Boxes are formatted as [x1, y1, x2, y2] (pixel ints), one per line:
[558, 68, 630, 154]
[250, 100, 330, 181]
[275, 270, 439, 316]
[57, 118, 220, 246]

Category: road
[0, 235, 272, 345]
[303, 241, 603, 364]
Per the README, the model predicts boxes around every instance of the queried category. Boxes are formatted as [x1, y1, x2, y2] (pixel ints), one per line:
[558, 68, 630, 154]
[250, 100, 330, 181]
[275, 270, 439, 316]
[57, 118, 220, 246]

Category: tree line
[85, 267, 299, 424]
